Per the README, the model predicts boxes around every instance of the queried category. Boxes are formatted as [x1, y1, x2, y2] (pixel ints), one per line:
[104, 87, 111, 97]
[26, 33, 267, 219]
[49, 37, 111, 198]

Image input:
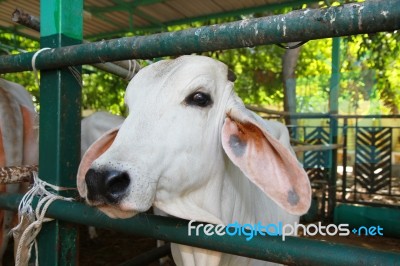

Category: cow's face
[77, 55, 311, 221]
[77, 56, 236, 219]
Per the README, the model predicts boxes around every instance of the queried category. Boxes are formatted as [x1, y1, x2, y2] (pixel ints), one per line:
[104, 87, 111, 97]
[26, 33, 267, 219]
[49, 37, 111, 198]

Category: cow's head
[77, 55, 311, 221]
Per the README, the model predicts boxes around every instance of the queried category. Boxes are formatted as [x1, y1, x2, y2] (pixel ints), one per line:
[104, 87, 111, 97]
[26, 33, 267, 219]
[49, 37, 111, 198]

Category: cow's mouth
[97, 204, 138, 219]
[84, 197, 138, 219]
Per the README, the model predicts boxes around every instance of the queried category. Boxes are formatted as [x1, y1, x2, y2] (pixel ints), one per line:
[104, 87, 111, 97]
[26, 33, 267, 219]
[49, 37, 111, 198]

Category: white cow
[77, 55, 311, 266]
[0, 78, 38, 265]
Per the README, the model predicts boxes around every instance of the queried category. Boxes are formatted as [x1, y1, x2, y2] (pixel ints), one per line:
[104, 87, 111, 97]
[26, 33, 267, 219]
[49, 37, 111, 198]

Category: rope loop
[31, 48, 51, 86]
[31, 47, 82, 87]
[11, 173, 75, 266]
[125, 59, 140, 80]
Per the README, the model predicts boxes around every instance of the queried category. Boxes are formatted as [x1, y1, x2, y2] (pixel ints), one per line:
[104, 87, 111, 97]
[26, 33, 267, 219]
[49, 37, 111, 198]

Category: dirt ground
[2, 224, 399, 265]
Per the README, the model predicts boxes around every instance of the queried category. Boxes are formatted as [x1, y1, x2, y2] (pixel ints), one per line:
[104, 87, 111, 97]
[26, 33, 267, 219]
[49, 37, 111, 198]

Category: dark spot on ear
[287, 189, 299, 206]
[227, 69, 236, 82]
[229, 134, 247, 157]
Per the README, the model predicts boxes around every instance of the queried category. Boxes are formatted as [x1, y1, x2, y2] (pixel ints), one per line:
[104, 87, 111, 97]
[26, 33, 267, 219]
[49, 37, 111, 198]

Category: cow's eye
[185, 92, 212, 107]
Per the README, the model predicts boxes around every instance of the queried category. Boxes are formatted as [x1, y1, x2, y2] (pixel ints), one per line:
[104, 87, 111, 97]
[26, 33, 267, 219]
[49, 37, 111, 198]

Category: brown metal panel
[137, 3, 185, 23]
[166, 0, 224, 17]
[85, 0, 112, 8]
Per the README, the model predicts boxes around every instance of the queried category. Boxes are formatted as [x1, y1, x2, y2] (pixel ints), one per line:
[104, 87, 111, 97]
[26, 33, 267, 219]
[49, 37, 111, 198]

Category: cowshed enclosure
[0, 0, 400, 265]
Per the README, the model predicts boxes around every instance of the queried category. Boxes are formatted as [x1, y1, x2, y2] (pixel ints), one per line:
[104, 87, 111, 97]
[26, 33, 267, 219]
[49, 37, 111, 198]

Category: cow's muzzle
[85, 168, 130, 204]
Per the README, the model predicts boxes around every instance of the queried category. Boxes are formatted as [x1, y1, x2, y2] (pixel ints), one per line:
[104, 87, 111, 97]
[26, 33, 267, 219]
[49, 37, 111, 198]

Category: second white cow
[77, 55, 311, 266]
[81, 111, 125, 159]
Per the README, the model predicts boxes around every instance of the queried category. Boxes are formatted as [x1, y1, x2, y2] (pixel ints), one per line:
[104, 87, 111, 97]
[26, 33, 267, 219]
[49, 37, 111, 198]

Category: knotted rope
[11, 173, 75, 266]
[125, 59, 140, 80]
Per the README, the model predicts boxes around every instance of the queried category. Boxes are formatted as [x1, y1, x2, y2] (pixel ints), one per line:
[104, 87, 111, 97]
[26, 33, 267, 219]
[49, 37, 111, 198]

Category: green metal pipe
[0, 0, 399, 73]
[37, 1, 83, 265]
[0, 193, 399, 266]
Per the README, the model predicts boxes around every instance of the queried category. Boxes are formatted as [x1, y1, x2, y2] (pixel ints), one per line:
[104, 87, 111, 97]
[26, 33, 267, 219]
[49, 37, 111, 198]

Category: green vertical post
[328, 37, 340, 221]
[38, 0, 82, 265]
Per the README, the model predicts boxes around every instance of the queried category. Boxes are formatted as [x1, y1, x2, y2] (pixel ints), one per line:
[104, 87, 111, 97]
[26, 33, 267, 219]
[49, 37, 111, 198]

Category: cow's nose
[85, 168, 130, 204]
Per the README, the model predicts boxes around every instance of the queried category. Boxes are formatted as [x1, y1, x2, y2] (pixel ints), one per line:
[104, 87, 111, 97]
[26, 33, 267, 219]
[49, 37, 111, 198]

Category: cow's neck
[153, 158, 297, 227]
[218, 161, 276, 225]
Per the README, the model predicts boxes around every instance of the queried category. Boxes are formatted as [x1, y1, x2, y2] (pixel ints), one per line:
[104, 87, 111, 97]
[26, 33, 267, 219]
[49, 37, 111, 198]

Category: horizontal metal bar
[11, 8, 139, 79]
[0, 0, 399, 73]
[124, 0, 318, 34]
[0, 193, 399, 266]
[248, 104, 400, 119]
[292, 144, 343, 152]
[84, 0, 317, 39]
[246, 105, 331, 119]
[90, 61, 134, 79]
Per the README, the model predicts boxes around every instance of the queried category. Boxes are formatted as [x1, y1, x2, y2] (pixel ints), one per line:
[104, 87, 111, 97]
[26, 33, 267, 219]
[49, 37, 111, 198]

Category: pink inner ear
[77, 128, 119, 192]
[221, 117, 311, 215]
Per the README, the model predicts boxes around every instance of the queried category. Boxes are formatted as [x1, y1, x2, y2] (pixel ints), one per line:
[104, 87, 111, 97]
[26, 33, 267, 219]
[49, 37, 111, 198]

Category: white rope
[31, 48, 51, 86]
[125, 60, 132, 80]
[31, 47, 82, 88]
[11, 173, 75, 266]
[132, 60, 140, 75]
[125, 60, 140, 81]
[68, 66, 82, 87]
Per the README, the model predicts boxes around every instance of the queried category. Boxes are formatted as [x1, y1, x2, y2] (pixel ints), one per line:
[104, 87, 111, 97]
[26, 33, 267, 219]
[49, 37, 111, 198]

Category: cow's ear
[77, 127, 119, 195]
[221, 106, 311, 215]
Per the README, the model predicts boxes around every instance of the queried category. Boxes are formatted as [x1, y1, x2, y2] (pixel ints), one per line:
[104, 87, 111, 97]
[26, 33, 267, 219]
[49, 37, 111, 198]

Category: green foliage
[339, 32, 400, 114]
[203, 45, 284, 106]
[0, 31, 129, 115]
[1, 32, 40, 106]
[296, 39, 333, 113]
[82, 66, 129, 116]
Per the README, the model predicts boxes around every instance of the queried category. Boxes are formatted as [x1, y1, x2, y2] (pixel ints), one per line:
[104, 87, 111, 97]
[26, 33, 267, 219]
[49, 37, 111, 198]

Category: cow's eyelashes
[185, 92, 213, 107]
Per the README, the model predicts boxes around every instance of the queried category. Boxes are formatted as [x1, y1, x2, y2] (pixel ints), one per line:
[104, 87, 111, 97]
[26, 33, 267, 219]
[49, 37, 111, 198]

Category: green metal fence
[0, 193, 399, 266]
[0, 0, 399, 265]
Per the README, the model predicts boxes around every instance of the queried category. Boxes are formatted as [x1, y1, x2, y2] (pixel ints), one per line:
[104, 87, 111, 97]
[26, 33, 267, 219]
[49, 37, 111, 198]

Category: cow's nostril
[104, 171, 130, 201]
[85, 169, 130, 204]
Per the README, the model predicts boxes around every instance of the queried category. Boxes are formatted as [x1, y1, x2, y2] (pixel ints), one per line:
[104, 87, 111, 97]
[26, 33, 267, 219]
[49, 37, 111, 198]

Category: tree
[344, 33, 400, 114]
[282, 43, 302, 125]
